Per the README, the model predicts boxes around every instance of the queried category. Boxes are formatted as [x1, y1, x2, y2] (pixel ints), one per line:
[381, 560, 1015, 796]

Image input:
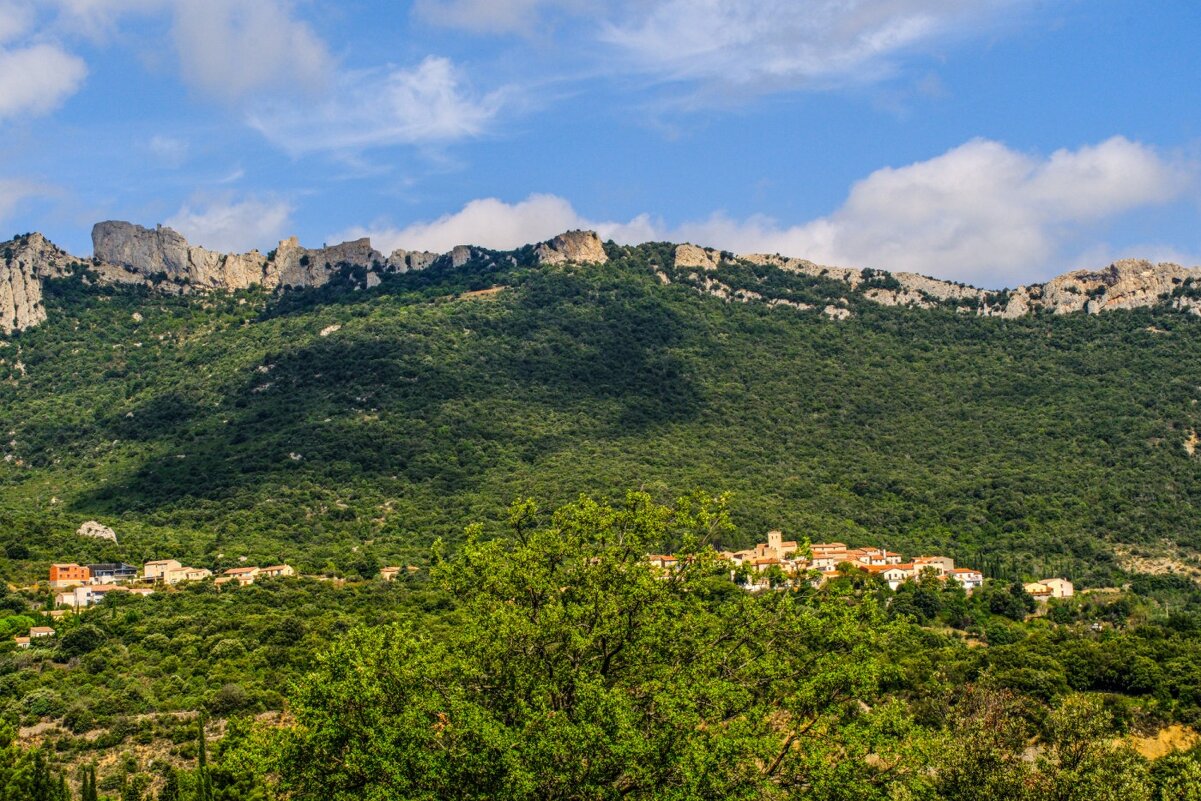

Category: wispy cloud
[165, 193, 293, 252]
[0, 178, 53, 222]
[602, 1, 1026, 93]
[248, 56, 506, 156]
[413, 0, 1035, 101]
[147, 134, 188, 166]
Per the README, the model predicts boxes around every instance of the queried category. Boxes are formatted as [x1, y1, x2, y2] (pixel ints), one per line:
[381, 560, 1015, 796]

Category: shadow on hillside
[73, 273, 704, 511]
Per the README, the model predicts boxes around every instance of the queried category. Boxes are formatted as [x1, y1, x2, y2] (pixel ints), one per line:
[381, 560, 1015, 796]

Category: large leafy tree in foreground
[242, 492, 924, 800]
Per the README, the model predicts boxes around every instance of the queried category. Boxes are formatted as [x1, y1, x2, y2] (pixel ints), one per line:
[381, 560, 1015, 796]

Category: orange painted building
[49, 563, 91, 588]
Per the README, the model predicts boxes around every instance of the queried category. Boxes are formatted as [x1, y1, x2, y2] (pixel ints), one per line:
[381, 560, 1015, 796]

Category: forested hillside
[1, 242, 1199, 587]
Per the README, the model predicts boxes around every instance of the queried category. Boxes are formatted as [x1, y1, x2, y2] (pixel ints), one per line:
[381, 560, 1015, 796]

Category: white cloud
[0, 1, 34, 44]
[249, 56, 504, 155]
[335, 194, 595, 254]
[165, 195, 293, 253]
[601, 0, 1025, 93]
[0, 42, 87, 120]
[705, 136, 1192, 286]
[334, 137, 1193, 286]
[0, 178, 50, 222]
[331, 193, 656, 254]
[171, 0, 330, 102]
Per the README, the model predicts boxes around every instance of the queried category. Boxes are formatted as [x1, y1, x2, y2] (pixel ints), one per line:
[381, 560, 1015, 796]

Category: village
[648, 529, 1074, 599]
[10, 558, 307, 648]
[12, 533, 1074, 650]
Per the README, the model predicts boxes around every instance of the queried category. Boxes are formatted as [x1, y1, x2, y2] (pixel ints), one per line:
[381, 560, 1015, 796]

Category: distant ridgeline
[0, 222, 1199, 591]
[3, 221, 1201, 335]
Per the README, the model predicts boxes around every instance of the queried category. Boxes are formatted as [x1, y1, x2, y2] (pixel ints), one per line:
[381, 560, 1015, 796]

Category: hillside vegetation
[0, 243, 1199, 587]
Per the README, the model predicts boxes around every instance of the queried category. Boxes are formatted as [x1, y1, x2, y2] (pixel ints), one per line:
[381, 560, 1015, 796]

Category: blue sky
[0, 0, 1199, 287]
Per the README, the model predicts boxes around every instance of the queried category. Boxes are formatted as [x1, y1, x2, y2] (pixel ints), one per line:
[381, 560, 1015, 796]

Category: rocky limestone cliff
[93, 221, 272, 290]
[743, 253, 1201, 319]
[535, 230, 608, 265]
[674, 243, 722, 271]
[2, 221, 1199, 334]
[0, 234, 59, 333]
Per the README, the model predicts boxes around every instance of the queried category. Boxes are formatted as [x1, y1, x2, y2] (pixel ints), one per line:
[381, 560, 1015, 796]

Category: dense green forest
[2, 243, 1201, 796]
[0, 243, 1199, 587]
[3, 493, 1201, 799]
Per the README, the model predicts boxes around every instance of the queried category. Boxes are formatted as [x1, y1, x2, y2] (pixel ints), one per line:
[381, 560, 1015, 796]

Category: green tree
[239, 493, 924, 800]
[157, 766, 180, 801]
[1033, 694, 1152, 801]
[58, 624, 105, 658]
[1151, 750, 1201, 801]
[195, 718, 213, 801]
[80, 765, 98, 801]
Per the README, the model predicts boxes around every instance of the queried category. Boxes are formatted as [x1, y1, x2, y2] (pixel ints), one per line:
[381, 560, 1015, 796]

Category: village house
[216, 566, 261, 587]
[758, 530, 800, 561]
[846, 547, 904, 566]
[913, 556, 955, 575]
[164, 566, 212, 585]
[87, 563, 138, 583]
[949, 568, 985, 592]
[1040, 578, 1074, 598]
[379, 566, 403, 581]
[12, 627, 55, 648]
[259, 564, 295, 579]
[59, 584, 153, 608]
[1025, 578, 1074, 601]
[878, 564, 916, 591]
[72, 584, 124, 607]
[143, 559, 182, 581]
[1024, 581, 1053, 601]
[61, 584, 118, 608]
[49, 563, 91, 589]
[810, 553, 851, 573]
[647, 555, 679, 570]
[657, 535, 983, 596]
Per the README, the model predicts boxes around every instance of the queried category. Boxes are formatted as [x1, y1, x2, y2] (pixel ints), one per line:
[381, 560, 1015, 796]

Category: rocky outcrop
[387, 249, 439, 272]
[4, 220, 1200, 335]
[77, 520, 117, 543]
[0, 234, 57, 333]
[743, 253, 1201, 319]
[93, 221, 272, 290]
[535, 230, 607, 265]
[272, 236, 383, 288]
[674, 243, 722, 271]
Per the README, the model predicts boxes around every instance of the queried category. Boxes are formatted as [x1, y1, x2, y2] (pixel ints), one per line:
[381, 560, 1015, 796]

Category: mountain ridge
[2, 220, 1200, 333]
